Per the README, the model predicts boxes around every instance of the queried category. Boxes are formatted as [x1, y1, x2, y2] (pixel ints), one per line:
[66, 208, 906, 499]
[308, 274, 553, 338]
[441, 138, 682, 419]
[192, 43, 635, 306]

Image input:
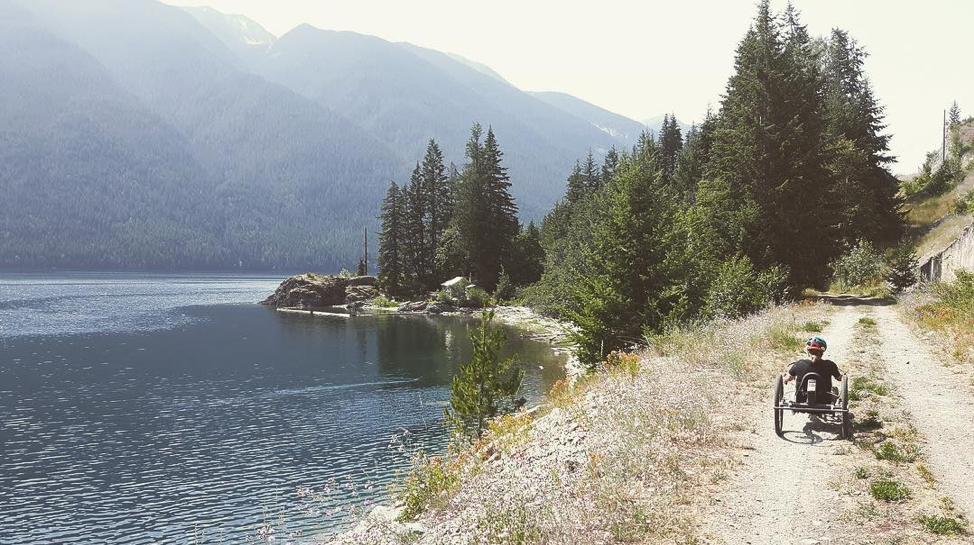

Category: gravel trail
[872, 303, 974, 517]
[701, 305, 861, 545]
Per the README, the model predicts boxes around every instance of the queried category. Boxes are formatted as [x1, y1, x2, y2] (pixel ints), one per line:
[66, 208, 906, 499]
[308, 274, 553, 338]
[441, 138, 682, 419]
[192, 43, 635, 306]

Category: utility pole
[943, 109, 947, 163]
[364, 228, 369, 276]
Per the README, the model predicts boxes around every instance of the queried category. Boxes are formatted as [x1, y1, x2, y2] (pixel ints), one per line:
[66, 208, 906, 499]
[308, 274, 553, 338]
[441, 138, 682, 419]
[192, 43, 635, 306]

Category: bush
[703, 256, 790, 319]
[494, 269, 515, 302]
[954, 189, 974, 215]
[398, 453, 461, 520]
[870, 478, 910, 501]
[465, 287, 491, 309]
[831, 240, 883, 290]
[919, 515, 966, 535]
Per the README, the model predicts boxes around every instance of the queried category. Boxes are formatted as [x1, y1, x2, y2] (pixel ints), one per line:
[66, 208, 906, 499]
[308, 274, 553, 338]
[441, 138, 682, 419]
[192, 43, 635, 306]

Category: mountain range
[0, 0, 675, 270]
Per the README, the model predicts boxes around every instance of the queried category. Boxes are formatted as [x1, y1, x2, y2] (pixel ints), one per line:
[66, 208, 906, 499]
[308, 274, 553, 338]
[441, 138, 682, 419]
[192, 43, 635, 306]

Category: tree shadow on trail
[803, 294, 895, 307]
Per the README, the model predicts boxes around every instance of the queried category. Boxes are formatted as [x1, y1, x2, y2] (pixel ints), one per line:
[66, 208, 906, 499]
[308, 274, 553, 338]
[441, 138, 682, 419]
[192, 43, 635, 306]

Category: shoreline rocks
[261, 273, 378, 308]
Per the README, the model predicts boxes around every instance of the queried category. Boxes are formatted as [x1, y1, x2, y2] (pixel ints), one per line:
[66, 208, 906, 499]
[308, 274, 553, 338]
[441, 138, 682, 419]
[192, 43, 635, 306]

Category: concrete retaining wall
[920, 221, 974, 282]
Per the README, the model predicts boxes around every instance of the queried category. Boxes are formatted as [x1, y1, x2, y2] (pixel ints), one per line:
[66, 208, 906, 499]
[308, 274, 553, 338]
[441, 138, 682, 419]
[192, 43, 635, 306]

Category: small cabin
[440, 276, 469, 301]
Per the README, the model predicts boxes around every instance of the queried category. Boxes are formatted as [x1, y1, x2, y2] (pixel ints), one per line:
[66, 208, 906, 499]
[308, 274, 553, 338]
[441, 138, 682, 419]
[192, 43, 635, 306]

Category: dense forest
[522, 2, 905, 364]
[377, 126, 543, 296]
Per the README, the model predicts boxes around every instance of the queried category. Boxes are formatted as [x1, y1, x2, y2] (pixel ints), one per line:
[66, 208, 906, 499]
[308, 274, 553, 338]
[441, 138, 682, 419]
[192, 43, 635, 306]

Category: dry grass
[901, 275, 974, 363]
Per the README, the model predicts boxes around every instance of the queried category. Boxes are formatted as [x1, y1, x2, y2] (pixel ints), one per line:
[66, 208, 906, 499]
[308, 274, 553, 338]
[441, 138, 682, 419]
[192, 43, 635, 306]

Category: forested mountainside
[1, 0, 650, 270]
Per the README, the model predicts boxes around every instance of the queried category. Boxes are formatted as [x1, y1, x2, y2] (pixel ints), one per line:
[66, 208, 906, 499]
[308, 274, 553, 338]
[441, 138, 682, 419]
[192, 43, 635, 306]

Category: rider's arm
[783, 364, 796, 383]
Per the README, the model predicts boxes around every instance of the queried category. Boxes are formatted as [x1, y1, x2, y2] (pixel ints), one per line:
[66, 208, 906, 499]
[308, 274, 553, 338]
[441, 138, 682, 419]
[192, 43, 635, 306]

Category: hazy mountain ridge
[1, 0, 654, 270]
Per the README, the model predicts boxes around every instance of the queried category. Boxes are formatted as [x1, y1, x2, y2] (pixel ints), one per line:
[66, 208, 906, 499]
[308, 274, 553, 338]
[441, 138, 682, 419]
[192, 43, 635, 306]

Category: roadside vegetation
[902, 270, 974, 363]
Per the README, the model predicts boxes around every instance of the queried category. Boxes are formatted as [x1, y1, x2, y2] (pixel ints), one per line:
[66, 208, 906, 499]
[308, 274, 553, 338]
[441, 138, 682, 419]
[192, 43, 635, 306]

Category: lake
[0, 273, 566, 544]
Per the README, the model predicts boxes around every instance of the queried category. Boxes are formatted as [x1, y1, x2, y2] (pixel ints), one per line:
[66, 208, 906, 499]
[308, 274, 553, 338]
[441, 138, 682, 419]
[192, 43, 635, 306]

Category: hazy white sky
[164, 0, 972, 175]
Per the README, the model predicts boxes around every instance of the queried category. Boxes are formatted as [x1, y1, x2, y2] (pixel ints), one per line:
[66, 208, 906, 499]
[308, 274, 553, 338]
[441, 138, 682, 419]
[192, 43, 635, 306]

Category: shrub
[870, 478, 910, 501]
[372, 295, 399, 308]
[398, 453, 461, 520]
[801, 321, 827, 332]
[853, 466, 869, 479]
[919, 515, 966, 535]
[703, 256, 790, 319]
[954, 189, 974, 215]
[830, 240, 883, 290]
[465, 287, 491, 309]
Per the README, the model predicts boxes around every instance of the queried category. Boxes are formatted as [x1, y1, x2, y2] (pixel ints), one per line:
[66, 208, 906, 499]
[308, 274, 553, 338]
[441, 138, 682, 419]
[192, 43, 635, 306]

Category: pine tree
[822, 28, 902, 244]
[658, 114, 683, 181]
[568, 143, 677, 365]
[949, 100, 961, 126]
[446, 307, 523, 438]
[601, 147, 620, 184]
[377, 182, 407, 295]
[403, 164, 428, 292]
[706, 0, 833, 286]
[421, 139, 451, 283]
[565, 160, 585, 204]
[452, 124, 519, 290]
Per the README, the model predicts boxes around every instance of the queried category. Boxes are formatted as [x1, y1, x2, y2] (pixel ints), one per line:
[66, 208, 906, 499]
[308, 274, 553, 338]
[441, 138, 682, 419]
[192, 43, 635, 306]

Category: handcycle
[773, 372, 850, 439]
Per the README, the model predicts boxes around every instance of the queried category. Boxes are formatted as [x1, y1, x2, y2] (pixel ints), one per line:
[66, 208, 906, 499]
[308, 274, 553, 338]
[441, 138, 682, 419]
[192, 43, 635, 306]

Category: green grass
[919, 515, 966, 535]
[857, 317, 877, 326]
[853, 466, 869, 479]
[372, 295, 400, 308]
[852, 376, 889, 397]
[768, 325, 804, 353]
[873, 441, 919, 463]
[801, 320, 828, 333]
[871, 478, 911, 502]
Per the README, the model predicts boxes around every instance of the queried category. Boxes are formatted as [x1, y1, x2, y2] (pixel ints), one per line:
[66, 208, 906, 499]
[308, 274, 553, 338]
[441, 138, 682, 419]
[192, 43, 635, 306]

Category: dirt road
[702, 299, 973, 544]
[871, 304, 974, 517]
[702, 305, 861, 545]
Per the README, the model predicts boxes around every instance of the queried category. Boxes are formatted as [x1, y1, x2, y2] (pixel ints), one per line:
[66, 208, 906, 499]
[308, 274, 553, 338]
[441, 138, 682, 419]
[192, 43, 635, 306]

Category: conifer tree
[601, 147, 620, 184]
[377, 182, 407, 295]
[822, 28, 901, 244]
[706, 0, 833, 286]
[658, 114, 684, 181]
[446, 306, 523, 438]
[452, 124, 519, 290]
[421, 139, 451, 282]
[565, 160, 585, 204]
[949, 101, 961, 126]
[403, 164, 429, 291]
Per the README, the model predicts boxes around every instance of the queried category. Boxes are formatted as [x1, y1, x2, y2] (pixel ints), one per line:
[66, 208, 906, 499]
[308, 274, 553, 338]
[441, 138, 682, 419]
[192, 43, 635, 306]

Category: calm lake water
[0, 273, 565, 544]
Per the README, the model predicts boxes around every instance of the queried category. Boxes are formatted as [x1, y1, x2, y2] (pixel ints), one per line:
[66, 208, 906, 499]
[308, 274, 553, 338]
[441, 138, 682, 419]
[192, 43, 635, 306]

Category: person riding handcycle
[783, 336, 844, 404]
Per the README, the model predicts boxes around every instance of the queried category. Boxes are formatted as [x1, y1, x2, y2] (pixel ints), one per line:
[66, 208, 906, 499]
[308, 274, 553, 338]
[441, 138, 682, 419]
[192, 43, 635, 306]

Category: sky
[163, 0, 974, 175]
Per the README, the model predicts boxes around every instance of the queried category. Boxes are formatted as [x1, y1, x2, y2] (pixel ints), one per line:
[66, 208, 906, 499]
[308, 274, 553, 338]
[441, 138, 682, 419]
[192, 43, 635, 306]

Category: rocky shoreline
[261, 273, 581, 375]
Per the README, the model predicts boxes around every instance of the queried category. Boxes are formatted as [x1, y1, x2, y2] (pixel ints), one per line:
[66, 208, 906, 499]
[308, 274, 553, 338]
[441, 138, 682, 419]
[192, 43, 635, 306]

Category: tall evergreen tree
[451, 124, 520, 290]
[601, 147, 620, 184]
[658, 114, 684, 181]
[377, 181, 407, 295]
[565, 160, 586, 204]
[403, 164, 429, 291]
[421, 139, 451, 281]
[706, 0, 833, 286]
[822, 28, 902, 243]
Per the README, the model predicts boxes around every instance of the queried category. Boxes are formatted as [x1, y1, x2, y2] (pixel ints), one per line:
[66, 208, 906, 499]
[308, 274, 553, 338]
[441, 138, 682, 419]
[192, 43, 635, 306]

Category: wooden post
[943, 109, 947, 163]
[364, 228, 369, 276]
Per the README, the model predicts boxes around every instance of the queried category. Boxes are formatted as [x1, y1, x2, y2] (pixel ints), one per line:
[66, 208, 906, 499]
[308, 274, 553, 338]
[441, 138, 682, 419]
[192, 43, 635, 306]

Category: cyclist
[784, 337, 843, 403]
